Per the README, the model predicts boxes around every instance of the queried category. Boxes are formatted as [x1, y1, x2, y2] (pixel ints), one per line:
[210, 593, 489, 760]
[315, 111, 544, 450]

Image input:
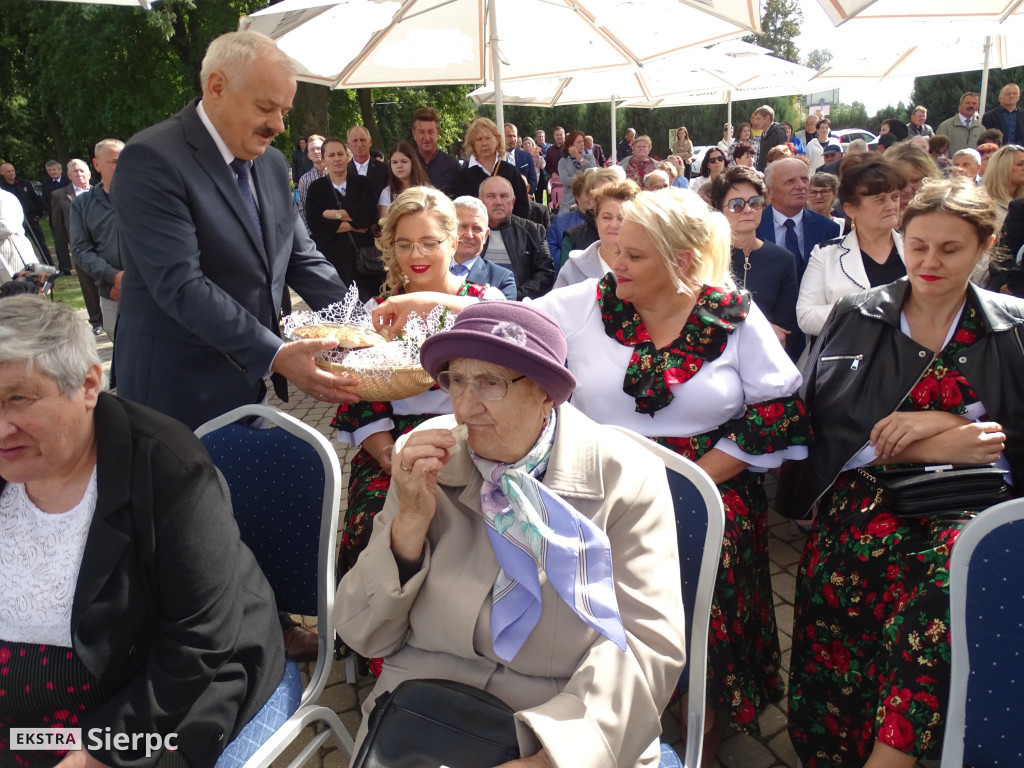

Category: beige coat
[335, 403, 686, 767]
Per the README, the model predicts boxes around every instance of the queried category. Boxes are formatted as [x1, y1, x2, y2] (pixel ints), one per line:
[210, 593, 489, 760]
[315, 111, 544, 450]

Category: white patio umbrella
[240, 0, 761, 129]
[809, 5, 1024, 114]
[468, 44, 817, 158]
[813, 0, 1024, 27]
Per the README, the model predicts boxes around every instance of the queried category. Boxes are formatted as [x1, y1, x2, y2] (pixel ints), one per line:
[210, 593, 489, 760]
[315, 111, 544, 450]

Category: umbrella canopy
[240, 0, 760, 89]
[813, 0, 1024, 27]
[812, 35, 1024, 82]
[466, 48, 743, 108]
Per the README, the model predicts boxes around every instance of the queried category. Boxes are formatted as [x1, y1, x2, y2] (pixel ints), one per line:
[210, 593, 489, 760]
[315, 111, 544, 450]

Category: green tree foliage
[806, 48, 832, 70]
[910, 66, 1024, 124]
[824, 101, 870, 130]
[0, 0, 475, 177]
[744, 0, 802, 65]
[0, 0, 265, 173]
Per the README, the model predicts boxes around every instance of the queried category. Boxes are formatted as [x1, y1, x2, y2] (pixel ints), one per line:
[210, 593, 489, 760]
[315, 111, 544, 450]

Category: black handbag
[351, 678, 521, 768]
[859, 464, 1010, 520]
[330, 185, 386, 276]
[348, 232, 386, 276]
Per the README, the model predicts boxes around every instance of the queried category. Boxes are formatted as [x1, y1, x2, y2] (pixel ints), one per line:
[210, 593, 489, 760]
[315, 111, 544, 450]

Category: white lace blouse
[0, 469, 98, 647]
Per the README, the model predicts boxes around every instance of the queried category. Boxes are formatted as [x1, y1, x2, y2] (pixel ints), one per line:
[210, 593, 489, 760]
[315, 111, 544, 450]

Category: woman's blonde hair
[884, 142, 941, 183]
[632, 134, 652, 150]
[463, 117, 504, 160]
[376, 187, 458, 296]
[621, 188, 734, 296]
[903, 177, 997, 245]
[983, 145, 1024, 206]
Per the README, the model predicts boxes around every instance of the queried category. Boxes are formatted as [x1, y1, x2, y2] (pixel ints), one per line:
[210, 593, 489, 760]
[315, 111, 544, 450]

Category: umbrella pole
[727, 91, 732, 140]
[980, 36, 992, 116]
[487, 0, 504, 133]
[611, 95, 617, 164]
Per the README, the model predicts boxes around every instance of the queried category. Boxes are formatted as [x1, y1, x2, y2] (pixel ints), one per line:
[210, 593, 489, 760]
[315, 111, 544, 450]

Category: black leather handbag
[860, 464, 1010, 520]
[351, 678, 521, 768]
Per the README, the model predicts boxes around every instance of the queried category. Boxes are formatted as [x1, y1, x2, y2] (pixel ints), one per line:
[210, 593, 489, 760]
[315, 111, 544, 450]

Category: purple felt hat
[419, 302, 577, 405]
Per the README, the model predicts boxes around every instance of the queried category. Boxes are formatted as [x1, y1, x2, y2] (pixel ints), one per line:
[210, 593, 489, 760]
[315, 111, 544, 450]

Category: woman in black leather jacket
[788, 178, 1024, 768]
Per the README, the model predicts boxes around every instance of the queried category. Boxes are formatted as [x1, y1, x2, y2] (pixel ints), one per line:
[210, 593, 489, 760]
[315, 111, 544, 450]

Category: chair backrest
[942, 497, 1024, 768]
[196, 404, 341, 707]
[605, 426, 725, 768]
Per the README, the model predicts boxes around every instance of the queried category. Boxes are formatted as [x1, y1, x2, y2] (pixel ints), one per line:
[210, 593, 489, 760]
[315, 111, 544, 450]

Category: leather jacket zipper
[820, 353, 864, 370]
[810, 348, 936, 510]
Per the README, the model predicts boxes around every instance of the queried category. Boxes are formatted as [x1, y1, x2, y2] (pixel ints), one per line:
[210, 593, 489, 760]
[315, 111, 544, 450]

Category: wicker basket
[316, 359, 435, 401]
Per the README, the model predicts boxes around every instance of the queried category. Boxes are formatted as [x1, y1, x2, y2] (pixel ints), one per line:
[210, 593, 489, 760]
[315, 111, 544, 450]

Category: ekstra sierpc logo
[11, 728, 178, 757]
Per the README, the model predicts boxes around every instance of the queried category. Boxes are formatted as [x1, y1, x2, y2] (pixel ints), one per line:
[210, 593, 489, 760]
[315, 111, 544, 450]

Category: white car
[831, 128, 878, 149]
[688, 145, 712, 178]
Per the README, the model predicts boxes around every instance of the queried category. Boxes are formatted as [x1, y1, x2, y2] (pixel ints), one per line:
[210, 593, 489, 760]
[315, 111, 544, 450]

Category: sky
[793, 0, 916, 115]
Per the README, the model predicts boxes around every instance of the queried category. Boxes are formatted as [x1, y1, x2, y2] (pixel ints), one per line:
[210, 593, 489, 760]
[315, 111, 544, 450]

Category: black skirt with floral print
[789, 300, 988, 766]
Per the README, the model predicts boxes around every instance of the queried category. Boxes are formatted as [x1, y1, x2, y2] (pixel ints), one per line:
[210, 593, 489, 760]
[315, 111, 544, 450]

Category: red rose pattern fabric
[593, 278, 810, 734]
[789, 300, 986, 766]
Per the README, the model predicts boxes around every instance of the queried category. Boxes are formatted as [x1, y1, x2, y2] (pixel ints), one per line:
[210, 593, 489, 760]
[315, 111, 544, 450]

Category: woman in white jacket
[798, 154, 907, 338]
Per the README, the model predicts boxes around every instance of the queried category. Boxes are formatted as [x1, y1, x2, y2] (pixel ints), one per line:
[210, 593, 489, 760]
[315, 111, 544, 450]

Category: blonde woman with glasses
[331, 187, 505, 573]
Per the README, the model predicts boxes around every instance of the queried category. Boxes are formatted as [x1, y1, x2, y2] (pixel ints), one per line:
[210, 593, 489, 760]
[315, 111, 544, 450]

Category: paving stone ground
[85, 300, 934, 768]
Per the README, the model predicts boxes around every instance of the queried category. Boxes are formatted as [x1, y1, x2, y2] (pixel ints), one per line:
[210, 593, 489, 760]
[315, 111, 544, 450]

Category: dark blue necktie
[230, 158, 260, 232]
[783, 218, 800, 262]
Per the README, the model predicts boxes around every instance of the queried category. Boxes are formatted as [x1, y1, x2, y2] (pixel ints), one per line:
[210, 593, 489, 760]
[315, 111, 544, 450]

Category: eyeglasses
[808, 188, 833, 198]
[707, 156, 726, 164]
[436, 371, 526, 401]
[394, 239, 444, 257]
[724, 196, 766, 213]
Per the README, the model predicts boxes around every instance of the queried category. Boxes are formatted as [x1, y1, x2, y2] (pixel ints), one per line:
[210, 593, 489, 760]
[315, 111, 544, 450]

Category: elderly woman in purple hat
[335, 301, 686, 768]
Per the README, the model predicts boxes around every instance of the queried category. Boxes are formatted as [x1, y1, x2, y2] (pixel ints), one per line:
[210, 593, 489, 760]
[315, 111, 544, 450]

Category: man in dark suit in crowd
[451, 196, 517, 300]
[41, 160, 72, 273]
[346, 124, 388, 205]
[113, 30, 358, 432]
[757, 157, 840, 277]
[51, 159, 104, 334]
[585, 135, 607, 168]
[412, 106, 461, 196]
[757, 157, 840, 360]
[616, 128, 635, 162]
[503, 122, 538, 194]
[751, 104, 787, 173]
[982, 83, 1023, 146]
[0, 161, 54, 266]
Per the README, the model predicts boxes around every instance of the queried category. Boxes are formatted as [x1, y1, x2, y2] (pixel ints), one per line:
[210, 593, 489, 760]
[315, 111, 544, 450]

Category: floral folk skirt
[656, 436, 783, 734]
[788, 469, 970, 766]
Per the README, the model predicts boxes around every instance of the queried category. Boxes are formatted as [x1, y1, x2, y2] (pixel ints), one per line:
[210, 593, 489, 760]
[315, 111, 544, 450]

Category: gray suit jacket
[113, 100, 347, 429]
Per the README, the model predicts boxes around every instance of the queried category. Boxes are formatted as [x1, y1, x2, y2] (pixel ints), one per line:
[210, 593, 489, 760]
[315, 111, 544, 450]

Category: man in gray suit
[114, 30, 358, 430]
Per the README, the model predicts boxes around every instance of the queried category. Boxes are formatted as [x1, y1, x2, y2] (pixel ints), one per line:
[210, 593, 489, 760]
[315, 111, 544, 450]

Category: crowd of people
[3, 26, 1024, 768]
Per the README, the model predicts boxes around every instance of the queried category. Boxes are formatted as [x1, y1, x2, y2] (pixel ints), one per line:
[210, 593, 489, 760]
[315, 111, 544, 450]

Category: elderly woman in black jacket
[0, 296, 293, 768]
[788, 178, 1024, 768]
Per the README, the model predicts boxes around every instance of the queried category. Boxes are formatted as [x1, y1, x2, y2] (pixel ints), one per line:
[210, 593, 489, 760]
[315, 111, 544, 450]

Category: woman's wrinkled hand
[494, 748, 555, 768]
[390, 429, 456, 563]
[869, 411, 971, 460]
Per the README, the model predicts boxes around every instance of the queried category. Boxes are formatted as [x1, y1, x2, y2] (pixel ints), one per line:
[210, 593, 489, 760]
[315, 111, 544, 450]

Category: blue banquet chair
[606, 426, 726, 768]
[196, 404, 354, 767]
[942, 497, 1024, 768]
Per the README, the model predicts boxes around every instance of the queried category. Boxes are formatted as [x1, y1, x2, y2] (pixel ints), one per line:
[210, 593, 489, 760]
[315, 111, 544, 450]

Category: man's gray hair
[200, 31, 298, 92]
[846, 139, 868, 155]
[954, 148, 982, 164]
[453, 195, 487, 218]
[0, 295, 105, 395]
[763, 156, 806, 188]
[45, 159, 61, 169]
[67, 158, 89, 173]
[478, 175, 514, 196]
[94, 138, 124, 157]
